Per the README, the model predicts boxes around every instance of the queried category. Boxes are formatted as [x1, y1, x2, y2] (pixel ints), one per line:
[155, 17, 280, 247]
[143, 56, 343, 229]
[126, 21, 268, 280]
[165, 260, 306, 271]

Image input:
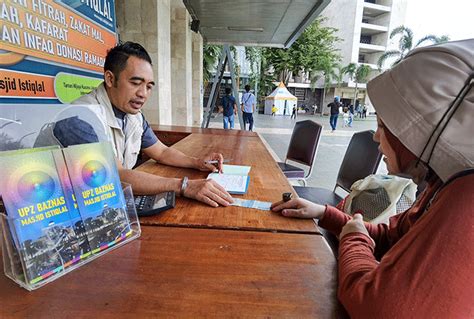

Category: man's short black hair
[104, 42, 152, 80]
[225, 87, 232, 95]
[244, 84, 251, 92]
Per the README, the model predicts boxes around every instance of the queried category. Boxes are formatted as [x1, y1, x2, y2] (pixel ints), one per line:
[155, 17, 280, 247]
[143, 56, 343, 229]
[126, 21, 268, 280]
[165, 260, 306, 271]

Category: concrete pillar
[170, 1, 193, 126]
[191, 32, 203, 126]
[155, 0, 172, 125]
[115, 0, 172, 125]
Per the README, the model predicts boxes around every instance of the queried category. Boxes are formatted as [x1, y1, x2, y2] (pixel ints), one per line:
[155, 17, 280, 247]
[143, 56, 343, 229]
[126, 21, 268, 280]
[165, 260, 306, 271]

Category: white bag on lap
[342, 174, 417, 225]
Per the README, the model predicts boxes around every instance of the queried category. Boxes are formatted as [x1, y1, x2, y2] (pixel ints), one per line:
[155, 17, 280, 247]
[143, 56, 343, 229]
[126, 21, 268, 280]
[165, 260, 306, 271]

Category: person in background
[327, 96, 341, 132]
[355, 103, 361, 118]
[271, 40, 474, 317]
[342, 108, 350, 127]
[348, 103, 354, 127]
[271, 104, 277, 116]
[291, 105, 297, 119]
[362, 105, 368, 118]
[72, 42, 233, 208]
[220, 87, 237, 129]
[313, 104, 319, 115]
[241, 84, 255, 131]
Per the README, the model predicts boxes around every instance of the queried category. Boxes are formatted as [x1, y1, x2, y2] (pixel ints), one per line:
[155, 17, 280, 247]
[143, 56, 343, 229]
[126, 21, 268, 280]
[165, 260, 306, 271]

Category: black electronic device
[190, 19, 200, 33]
[134, 191, 175, 217]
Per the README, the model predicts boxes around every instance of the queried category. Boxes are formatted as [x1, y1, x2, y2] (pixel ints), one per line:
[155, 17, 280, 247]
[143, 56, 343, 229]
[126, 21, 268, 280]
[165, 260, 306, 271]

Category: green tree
[263, 47, 298, 85]
[377, 26, 450, 69]
[298, 18, 341, 87]
[309, 58, 344, 113]
[244, 17, 341, 107]
[203, 45, 242, 95]
[245, 47, 273, 106]
[203, 44, 222, 84]
[259, 17, 341, 87]
[343, 63, 372, 108]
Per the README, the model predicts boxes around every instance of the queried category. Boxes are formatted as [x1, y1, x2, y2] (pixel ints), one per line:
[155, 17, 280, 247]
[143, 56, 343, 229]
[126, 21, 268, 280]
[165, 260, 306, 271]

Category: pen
[205, 159, 232, 164]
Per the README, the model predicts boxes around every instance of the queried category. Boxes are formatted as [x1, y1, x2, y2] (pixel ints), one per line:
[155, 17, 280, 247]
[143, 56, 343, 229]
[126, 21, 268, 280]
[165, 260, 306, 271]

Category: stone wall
[115, 0, 202, 126]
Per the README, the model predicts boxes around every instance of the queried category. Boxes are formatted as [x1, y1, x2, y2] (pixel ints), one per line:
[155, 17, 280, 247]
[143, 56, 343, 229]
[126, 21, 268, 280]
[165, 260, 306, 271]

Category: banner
[0, 0, 116, 104]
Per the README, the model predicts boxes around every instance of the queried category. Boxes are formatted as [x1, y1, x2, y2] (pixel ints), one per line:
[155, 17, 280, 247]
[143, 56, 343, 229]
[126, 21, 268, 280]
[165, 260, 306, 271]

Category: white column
[155, 0, 172, 125]
[192, 32, 203, 126]
[115, 0, 172, 125]
[170, 1, 192, 126]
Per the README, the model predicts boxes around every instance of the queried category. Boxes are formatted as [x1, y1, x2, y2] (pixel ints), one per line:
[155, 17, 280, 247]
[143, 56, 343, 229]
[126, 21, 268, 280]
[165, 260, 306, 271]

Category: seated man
[71, 42, 232, 207]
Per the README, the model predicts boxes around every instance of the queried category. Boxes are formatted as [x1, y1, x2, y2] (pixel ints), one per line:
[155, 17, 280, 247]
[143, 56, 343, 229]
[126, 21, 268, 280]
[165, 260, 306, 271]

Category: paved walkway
[209, 112, 385, 189]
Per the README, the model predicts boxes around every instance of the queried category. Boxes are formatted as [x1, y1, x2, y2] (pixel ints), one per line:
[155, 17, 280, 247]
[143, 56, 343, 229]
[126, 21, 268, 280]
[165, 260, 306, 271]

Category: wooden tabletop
[137, 133, 319, 234]
[150, 125, 258, 147]
[151, 124, 258, 137]
[0, 226, 344, 318]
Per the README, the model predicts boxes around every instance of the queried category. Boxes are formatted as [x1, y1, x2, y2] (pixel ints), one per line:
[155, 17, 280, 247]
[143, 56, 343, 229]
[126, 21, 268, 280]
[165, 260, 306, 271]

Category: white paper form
[207, 165, 251, 194]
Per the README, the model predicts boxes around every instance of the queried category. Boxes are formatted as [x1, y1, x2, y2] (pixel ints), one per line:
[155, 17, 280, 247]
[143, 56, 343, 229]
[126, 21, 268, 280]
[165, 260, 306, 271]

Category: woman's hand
[339, 214, 373, 244]
[271, 198, 326, 219]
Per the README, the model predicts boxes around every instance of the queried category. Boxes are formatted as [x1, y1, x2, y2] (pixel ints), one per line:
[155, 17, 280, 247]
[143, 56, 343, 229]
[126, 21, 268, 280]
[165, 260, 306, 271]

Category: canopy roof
[265, 82, 297, 101]
[183, 0, 331, 48]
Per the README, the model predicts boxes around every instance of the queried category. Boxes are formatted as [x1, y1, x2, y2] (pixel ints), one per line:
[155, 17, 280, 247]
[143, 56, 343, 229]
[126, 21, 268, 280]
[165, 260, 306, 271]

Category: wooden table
[1, 129, 343, 318]
[0, 227, 344, 318]
[137, 133, 319, 234]
[151, 124, 257, 146]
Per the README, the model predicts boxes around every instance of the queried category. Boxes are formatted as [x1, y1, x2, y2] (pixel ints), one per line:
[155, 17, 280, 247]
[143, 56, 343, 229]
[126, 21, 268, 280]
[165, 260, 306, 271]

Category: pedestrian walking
[271, 104, 277, 116]
[327, 96, 342, 132]
[220, 87, 237, 129]
[348, 104, 354, 127]
[291, 105, 297, 119]
[241, 84, 256, 131]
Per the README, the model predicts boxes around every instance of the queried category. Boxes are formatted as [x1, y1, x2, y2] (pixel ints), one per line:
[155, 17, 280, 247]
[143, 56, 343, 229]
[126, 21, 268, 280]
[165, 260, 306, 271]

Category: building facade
[319, 0, 408, 112]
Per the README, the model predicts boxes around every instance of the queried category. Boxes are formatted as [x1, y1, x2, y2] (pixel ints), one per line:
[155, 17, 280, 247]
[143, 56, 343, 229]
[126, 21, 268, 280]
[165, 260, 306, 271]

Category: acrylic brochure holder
[0, 183, 141, 291]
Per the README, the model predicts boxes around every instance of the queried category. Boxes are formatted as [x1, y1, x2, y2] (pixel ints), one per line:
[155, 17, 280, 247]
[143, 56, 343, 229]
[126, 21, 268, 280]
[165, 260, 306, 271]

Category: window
[360, 35, 372, 44]
[294, 88, 306, 100]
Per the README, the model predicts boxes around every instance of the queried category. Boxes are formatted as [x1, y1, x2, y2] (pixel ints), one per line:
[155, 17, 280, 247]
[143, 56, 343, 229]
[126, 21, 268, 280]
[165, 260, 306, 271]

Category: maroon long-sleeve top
[319, 173, 474, 318]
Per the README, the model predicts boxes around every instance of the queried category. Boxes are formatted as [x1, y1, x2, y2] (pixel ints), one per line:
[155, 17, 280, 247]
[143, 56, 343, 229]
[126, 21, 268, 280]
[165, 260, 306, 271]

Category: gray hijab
[368, 39, 474, 182]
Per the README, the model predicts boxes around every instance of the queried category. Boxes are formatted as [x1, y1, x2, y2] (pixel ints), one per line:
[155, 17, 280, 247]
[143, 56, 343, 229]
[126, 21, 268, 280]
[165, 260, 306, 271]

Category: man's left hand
[195, 152, 224, 173]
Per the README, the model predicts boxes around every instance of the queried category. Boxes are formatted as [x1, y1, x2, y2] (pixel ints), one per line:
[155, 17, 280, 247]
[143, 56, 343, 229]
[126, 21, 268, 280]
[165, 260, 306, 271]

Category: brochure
[0, 149, 83, 284]
[63, 142, 131, 252]
[0, 142, 131, 285]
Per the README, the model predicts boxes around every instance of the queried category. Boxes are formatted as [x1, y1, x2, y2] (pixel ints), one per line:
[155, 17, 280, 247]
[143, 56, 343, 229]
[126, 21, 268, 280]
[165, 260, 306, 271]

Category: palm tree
[308, 58, 345, 114]
[416, 35, 450, 47]
[377, 26, 450, 69]
[343, 63, 372, 107]
[246, 47, 275, 104]
[203, 44, 222, 84]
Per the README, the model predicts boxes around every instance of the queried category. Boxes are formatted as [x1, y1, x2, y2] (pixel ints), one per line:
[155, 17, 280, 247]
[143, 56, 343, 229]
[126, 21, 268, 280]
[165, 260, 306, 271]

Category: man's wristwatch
[180, 176, 189, 196]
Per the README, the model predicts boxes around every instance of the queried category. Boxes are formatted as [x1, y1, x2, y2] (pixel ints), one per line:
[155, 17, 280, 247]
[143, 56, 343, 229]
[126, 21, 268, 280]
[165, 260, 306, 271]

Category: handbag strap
[243, 93, 251, 104]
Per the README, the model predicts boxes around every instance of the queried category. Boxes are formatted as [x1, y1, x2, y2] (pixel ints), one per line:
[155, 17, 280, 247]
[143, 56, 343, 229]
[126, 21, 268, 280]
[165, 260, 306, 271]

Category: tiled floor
[209, 112, 386, 190]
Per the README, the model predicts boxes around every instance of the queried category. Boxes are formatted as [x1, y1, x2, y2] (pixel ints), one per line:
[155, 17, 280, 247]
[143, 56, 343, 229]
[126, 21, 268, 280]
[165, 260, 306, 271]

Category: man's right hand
[183, 179, 233, 207]
[271, 198, 326, 219]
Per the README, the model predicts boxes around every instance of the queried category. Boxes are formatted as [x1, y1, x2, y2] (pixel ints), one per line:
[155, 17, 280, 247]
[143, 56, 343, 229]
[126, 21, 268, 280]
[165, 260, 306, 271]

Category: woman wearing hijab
[271, 39, 473, 318]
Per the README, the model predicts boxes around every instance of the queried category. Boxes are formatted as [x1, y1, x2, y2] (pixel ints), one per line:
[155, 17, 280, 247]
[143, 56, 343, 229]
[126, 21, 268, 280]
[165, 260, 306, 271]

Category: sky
[405, 0, 474, 41]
